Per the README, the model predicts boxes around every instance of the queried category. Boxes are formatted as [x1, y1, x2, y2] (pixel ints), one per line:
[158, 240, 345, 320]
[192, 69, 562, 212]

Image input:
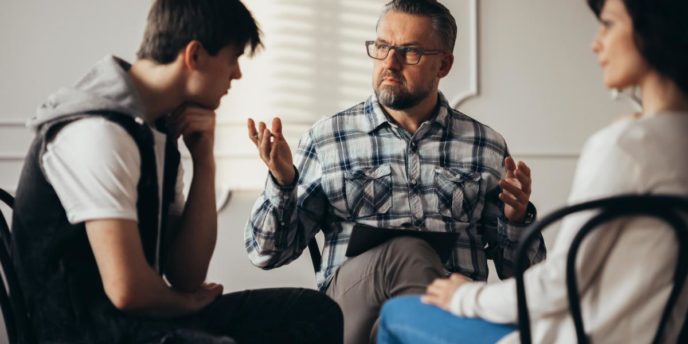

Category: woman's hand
[421, 273, 471, 311]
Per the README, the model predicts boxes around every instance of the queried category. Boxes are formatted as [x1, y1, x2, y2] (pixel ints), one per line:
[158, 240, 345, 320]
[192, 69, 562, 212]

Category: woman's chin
[603, 73, 640, 91]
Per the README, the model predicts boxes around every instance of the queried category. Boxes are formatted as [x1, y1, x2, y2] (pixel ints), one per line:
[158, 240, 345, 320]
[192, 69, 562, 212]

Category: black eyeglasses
[365, 40, 445, 65]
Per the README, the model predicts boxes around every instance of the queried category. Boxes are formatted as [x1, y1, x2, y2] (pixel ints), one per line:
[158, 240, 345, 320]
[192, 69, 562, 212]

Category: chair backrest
[0, 189, 14, 253]
[308, 238, 322, 273]
[0, 188, 35, 344]
[514, 195, 688, 344]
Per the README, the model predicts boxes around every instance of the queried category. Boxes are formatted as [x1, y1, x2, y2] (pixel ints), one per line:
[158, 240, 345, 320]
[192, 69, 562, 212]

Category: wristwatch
[521, 202, 537, 226]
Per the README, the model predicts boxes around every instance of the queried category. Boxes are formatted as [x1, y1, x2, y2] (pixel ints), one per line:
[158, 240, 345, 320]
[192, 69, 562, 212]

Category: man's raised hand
[248, 117, 295, 186]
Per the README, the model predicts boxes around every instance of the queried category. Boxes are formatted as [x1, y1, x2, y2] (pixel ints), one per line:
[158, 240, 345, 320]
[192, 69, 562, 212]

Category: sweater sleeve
[449, 122, 640, 323]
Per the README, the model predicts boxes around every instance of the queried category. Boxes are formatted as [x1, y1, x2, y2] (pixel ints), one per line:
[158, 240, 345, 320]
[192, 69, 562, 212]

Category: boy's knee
[300, 289, 343, 324]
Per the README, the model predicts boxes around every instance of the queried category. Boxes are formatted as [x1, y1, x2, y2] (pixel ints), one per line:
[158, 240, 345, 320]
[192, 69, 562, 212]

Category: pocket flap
[346, 164, 391, 180]
[434, 167, 480, 183]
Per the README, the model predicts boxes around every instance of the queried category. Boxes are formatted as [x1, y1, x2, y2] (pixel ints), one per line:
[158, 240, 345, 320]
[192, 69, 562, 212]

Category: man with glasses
[245, 1, 545, 343]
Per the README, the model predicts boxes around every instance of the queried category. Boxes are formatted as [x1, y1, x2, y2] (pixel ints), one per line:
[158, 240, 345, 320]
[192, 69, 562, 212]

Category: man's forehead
[376, 11, 436, 45]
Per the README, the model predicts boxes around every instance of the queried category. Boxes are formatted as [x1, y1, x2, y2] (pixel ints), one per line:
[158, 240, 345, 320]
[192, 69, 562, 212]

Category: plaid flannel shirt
[245, 93, 546, 291]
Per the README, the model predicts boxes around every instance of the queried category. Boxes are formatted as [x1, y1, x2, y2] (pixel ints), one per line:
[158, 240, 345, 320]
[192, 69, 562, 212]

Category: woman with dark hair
[377, 0, 688, 342]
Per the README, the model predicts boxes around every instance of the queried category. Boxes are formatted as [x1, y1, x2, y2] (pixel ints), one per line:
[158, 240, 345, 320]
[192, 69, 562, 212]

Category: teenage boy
[12, 0, 342, 343]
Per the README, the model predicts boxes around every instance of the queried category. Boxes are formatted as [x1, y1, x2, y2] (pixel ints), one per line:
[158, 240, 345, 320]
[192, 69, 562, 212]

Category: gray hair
[377, 0, 458, 52]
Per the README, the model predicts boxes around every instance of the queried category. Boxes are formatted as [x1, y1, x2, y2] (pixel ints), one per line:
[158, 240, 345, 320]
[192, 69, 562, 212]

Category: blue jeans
[377, 296, 517, 344]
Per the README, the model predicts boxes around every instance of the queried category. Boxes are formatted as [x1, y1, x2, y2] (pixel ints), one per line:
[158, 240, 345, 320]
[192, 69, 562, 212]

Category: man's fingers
[175, 124, 188, 139]
[499, 191, 518, 205]
[504, 156, 516, 170]
[170, 104, 187, 122]
[500, 180, 527, 203]
[499, 194, 524, 214]
[500, 187, 528, 209]
[258, 128, 272, 160]
[179, 123, 194, 139]
[517, 161, 531, 177]
[247, 118, 260, 143]
[173, 105, 215, 123]
[172, 107, 215, 136]
[178, 117, 214, 137]
[272, 117, 283, 137]
[499, 188, 526, 208]
[177, 118, 205, 139]
[269, 139, 287, 162]
[504, 156, 516, 178]
[514, 170, 532, 194]
[172, 116, 188, 138]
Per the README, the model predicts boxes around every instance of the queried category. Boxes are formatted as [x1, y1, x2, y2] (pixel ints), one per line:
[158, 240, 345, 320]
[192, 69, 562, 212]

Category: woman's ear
[182, 40, 204, 71]
[437, 53, 454, 78]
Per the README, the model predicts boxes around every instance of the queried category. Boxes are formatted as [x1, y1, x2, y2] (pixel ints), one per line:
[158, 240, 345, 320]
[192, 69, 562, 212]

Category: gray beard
[375, 85, 430, 110]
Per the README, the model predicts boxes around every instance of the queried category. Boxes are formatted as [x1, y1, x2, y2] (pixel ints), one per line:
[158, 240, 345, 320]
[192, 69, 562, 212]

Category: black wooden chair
[514, 194, 688, 344]
[0, 188, 35, 344]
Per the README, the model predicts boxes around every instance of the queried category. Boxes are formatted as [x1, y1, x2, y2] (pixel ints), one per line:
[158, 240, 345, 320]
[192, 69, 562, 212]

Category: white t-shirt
[450, 114, 688, 343]
[42, 117, 185, 267]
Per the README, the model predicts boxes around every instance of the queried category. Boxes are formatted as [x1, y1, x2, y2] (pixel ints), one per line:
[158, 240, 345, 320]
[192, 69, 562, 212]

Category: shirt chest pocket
[344, 164, 392, 218]
[434, 167, 481, 222]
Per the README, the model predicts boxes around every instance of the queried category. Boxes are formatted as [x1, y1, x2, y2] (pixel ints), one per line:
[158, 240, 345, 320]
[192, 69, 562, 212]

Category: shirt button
[410, 179, 417, 185]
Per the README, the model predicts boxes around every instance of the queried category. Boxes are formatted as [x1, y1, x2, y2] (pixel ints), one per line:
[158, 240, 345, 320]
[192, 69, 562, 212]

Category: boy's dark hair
[588, 0, 688, 95]
[137, 0, 263, 64]
[379, 0, 458, 52]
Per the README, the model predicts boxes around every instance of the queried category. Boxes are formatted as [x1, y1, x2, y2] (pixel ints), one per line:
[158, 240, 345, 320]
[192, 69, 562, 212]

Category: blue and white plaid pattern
[245, 93, 546, 291]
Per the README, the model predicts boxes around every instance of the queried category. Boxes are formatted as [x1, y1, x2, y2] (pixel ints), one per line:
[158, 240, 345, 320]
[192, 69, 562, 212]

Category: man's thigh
[326, 237, 446, 343]
[327, 236, 447, 299]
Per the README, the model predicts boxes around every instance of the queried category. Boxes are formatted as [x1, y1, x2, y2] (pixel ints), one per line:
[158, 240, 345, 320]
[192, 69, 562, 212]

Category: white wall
[0, 0, 636, 342]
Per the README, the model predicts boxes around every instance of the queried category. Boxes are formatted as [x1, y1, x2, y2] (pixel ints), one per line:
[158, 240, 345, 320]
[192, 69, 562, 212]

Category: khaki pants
[326, 237, 447, 344]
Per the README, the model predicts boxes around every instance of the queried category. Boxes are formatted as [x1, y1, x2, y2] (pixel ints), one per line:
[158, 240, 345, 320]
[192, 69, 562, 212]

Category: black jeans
[134, 288, 343, 344]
